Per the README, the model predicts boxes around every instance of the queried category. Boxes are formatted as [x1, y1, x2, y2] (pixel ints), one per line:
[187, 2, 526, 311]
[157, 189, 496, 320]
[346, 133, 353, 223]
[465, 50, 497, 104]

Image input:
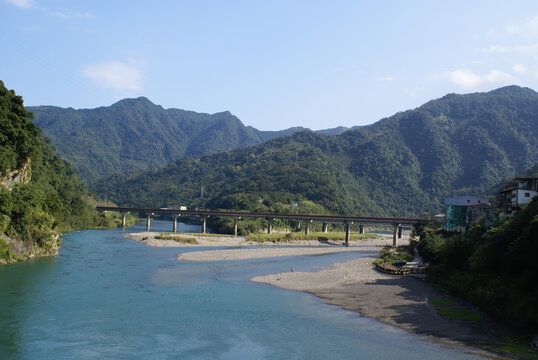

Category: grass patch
[428, 299, 485, 321]
[376, 246, 414, 265]
[155, 234, 198, 244]
[160, 232, 234, 238]
[245, 231, 380, 243]
[492, 336, 538, 359]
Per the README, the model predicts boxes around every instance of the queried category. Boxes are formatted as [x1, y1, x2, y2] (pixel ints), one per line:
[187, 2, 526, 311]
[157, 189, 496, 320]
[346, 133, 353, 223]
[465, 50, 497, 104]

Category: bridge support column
[305, 221, 310, 235]
[398, 225, 403, 239]
[233, 217, 239, 237]
[359, 224, 364, 234]
[322, 222, 328, 233]
[297, 221, 301, 230]
[393, 223, 401, 247]
[122, 212, 127, 228]
[344, 222, 352, 247]
[173, 215, 178, 233]
[201, 216, 207, 234]
[267, 218, 273, 234]
[146, 213, 151, 231]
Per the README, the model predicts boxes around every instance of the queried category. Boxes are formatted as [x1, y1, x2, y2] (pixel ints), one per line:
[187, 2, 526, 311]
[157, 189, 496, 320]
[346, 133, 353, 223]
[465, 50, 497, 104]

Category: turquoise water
[0, 221, 485, 359]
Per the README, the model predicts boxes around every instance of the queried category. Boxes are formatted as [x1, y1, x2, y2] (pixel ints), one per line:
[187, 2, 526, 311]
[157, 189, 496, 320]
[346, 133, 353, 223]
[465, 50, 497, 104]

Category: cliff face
[0, 160, 59, 264]
[0, 81, 112, 265]
[0, 159, 31, 190]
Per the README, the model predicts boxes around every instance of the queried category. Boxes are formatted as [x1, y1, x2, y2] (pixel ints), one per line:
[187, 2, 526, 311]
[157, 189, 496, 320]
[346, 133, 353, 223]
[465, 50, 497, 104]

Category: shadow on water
[0, 256, 58, 356]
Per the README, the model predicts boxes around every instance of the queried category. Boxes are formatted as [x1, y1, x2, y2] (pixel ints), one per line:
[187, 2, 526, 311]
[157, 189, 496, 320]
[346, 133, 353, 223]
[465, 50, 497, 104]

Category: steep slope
[0, 81, 114, 263]
[93, 86, 538, 218]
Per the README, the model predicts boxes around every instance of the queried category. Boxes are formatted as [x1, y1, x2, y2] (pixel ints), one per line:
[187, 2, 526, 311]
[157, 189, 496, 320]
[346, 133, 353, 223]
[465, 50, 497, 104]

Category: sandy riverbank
[127, 231, 388, 261]
[126, 231, 397, 249]
[177, 246, 378, 261]
[252, 256, 513, 358]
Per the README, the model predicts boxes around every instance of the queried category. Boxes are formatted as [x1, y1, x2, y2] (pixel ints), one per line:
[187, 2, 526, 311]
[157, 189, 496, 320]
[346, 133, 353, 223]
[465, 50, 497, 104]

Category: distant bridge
[96, 206, 441, 247]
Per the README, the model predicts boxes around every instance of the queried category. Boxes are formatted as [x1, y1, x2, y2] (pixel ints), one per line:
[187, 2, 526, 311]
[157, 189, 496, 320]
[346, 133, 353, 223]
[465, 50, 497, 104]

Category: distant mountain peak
[488, 85, 537, 96]
[111, 96, 156, 108]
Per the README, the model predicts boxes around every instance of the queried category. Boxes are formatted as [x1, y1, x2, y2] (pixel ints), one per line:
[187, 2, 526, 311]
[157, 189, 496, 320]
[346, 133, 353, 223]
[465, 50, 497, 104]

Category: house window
[525, 192, 530, 197]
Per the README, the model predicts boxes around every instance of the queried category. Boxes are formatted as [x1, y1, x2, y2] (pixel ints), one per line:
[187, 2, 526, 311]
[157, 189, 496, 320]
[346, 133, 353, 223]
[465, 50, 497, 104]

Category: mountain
[93, 86, 538, 219]
[0, 81, 115, 263]
[30, 99, 360, 185]
[247, 126, 309, 142]
[29, 98, 263, 184]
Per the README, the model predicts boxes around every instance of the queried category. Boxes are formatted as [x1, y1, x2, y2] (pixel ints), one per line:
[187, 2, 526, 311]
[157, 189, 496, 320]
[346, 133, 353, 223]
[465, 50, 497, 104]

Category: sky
[2, 1, 538, 131]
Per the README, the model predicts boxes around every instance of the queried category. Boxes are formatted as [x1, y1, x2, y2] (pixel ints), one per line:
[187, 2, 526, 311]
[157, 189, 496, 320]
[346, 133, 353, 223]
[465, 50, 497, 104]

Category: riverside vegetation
[414, 196, 538, 334]
[244, 231, 379, 243]
[0, 81, 132, 263]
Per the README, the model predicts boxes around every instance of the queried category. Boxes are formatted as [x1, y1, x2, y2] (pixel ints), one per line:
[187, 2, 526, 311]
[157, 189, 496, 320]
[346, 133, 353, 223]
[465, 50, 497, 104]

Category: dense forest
[0, 81, 118, 263]
[415, 196, 538, 332]
[93, 86, 538, 220]
[29, 99, 350, 185]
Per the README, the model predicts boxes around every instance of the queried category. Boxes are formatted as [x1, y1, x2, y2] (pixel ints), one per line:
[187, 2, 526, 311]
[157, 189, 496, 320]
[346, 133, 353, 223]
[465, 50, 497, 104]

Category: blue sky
[2, 0, 538, 130]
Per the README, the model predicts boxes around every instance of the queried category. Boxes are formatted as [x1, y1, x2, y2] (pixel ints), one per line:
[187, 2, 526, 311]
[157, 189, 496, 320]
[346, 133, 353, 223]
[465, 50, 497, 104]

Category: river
[0, 220, 487, 359]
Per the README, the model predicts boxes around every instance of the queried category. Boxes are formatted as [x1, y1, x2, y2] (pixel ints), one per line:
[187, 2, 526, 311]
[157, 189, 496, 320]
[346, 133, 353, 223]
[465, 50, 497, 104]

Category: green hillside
[30, 99, 359, 185]
[29, 98, 263, 184]
[0, 81, 116, 263]
[93, 86, 538, 218]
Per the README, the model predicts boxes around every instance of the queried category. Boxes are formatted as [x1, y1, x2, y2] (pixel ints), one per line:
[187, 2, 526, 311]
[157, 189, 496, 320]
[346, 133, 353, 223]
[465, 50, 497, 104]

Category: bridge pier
[359, 224, 364, 234]
[344, 221, 353, 247]
[233, 217, 239, 237]
[322, 222, 328, 233]
[267, 218, 273, 234]
[173, 215, 179, 233]
[146, 213, 151, 231]
[122, 212, 127, 228]
[392, 223, 401, 247]
[305, 221, 310, 235]
[201, 216, 207, 234]
[398, 225, 403, 239]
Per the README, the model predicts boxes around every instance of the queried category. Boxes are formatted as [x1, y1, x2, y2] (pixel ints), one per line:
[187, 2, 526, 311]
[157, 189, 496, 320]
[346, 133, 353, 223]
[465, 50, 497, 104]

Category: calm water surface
[0, 221, 486, 359]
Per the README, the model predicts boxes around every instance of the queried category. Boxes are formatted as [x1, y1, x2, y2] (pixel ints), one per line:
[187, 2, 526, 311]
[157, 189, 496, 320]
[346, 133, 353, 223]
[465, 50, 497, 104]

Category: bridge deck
[96, 206, 439, 226]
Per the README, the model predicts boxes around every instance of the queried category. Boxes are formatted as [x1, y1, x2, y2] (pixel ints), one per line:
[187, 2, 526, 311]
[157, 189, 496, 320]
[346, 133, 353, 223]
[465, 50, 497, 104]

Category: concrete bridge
[96, 206, 441, 247]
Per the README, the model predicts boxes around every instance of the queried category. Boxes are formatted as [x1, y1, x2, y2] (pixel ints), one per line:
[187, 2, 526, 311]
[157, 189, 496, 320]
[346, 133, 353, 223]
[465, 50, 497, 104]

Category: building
[498, 177, 538, 216]
[444, 196, 490, 231]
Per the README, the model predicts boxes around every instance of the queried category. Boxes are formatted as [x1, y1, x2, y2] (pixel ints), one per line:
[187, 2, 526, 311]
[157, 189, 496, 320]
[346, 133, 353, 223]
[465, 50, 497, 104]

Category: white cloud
[483, 44, 538, 55]
[50, 10, 93, 18]
[505, 15, 538, 37]
[82, 60, 143, 91]
[375, 76, 394, 82]
[2, 0, 35, 9]
[436, 69, 517, 90]
[3, 0, 94, 19]
[513, 64, 527, 74]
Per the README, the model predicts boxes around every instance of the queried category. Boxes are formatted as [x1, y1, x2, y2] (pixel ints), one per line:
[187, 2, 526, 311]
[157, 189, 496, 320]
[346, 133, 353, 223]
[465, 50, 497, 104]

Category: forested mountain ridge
[0, 81, 118, 263]
[30, 98, 259, 184]
[93, 86, 538, 218]
[30, 98, 350, 185]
